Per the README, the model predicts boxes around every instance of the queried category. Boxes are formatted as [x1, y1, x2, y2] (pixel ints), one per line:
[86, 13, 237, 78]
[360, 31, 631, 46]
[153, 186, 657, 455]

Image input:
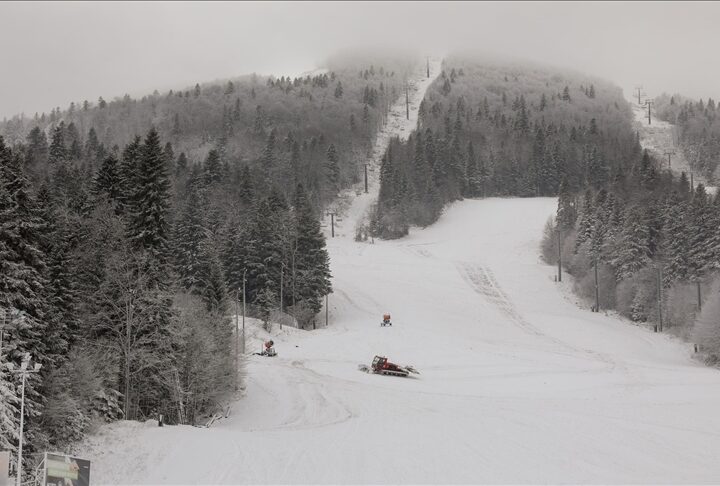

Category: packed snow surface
[77, 63, 720, 484]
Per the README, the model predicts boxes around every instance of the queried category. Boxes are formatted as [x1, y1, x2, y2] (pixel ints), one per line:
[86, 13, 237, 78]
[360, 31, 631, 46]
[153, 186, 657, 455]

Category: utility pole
[279, 263, 284, 330]
[242, 269, 247, 353]
[124, 291, 134, 420]
[657, 267, 663, 332]
[364, 164, 369, 193]
[426, 56, 430, 79]
[235, 290, 239, 390]
[11, 353, 41, 486]
[634, 85, 643, 106]
[291, 240, 297, 311]
[697, 280, 702, 311]
[594, 257, 600, 312]
[663, 151, 675, 169]
[645, 99, 654, 125]
[325, 294, 329, 327]
[326, 211, 337, 237]
[405, 83, 410, 120]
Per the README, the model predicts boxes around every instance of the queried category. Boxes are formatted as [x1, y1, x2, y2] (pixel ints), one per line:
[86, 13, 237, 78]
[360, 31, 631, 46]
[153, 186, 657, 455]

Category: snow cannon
[257, 340, 277, 357]
[381, 313, 392, 327]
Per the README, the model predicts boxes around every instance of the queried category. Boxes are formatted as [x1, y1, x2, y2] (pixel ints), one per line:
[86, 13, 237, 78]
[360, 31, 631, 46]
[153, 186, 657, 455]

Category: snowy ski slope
[75, 62, 720, 484]
[633, 97, 716, 193]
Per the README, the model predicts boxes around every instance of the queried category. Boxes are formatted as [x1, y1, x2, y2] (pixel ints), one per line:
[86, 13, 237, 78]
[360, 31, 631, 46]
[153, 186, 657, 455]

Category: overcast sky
[1, 1, 718, 119]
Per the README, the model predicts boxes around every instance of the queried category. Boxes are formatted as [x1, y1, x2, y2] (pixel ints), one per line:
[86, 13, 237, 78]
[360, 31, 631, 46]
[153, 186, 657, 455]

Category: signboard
[0, 451, 8, 486]
[44, 453, 90, 486]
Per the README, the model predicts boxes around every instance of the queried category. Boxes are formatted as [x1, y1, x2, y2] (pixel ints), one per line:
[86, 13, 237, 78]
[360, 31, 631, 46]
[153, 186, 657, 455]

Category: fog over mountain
[1, 1, 718, 118]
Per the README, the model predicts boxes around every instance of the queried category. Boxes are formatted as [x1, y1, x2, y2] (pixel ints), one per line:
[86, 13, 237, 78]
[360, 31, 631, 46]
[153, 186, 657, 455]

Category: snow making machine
[255, 340, 277, 357]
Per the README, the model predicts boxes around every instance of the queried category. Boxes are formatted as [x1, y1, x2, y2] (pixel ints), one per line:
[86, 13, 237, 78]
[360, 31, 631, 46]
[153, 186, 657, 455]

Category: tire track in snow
[245, 359, 354, 433]
[456, 261, 620, 372]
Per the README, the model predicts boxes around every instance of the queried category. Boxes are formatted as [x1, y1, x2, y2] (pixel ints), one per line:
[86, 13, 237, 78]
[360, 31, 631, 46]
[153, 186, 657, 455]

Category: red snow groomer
[381, 313, 392, 327]
[359, 355, 419, 377]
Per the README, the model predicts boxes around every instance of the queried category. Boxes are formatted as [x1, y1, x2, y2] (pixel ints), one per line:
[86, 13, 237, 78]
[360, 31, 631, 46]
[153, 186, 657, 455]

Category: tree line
[543, 144, 720, 362]
[371, 56, 638, 238]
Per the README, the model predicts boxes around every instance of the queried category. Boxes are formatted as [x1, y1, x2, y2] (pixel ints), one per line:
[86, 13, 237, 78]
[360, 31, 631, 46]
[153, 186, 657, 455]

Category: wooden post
[292, 241, 297, 311]
[364, 164, 369, 193]
[697, 280, 702, 311]
[594, 258, 599, 312]
[663, 151, 675, 169]
[279, 264, 284, 330]
[405, 84, 410, 120]
[325, 294, 329, 327]
[657, 267, 663, 332]
[235, 290, 239, 390]
[427, 56, 430, 79]
[125, 298, 132, 419]
[557, 226, 562, 283]
[242, 269, 246, 353]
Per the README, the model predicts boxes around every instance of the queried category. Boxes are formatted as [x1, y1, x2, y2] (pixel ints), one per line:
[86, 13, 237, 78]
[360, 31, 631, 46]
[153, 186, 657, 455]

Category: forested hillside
[0, 53, 417, 474]
[372, 55, 637, 237]
[654, 93, 720, 183]
[541, 102, 720, 361]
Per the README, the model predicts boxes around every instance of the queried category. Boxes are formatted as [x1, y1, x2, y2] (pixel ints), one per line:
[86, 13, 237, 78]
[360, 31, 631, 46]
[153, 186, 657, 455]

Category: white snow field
[75, 63, 720, 484]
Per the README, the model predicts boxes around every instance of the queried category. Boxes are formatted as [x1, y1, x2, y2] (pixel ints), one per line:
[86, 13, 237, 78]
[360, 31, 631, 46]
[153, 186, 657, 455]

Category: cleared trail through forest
[633, 98, 716, 192]
[329, 57, 443, 239]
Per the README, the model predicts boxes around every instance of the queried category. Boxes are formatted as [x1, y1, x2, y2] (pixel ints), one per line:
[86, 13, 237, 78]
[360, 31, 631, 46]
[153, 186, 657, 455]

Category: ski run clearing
[632, 97, 716, 193]
[74, 62, 720, 484]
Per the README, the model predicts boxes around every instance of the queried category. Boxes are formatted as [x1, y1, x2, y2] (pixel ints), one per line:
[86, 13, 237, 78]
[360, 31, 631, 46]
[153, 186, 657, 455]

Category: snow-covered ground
[632, 98, 716, 193]
[75, 64, 720, 484]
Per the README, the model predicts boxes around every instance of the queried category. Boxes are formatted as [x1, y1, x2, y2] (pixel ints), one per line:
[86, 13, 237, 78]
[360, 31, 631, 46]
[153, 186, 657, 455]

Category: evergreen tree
[245, 198, 284, 306]
[173, 181, 206, 289]
[293, 184, 332, 318]
[127, 128, 171, 262]
[562, 86, 571, 101]
[195, 240, 228, 313]
[94, 155, 122, 207]
[325, 143, 340, 193]
[49, 122, 67, 163]
[260, 128, 277, 182]
[119, 136, 142, 212]
[610, 206, 651, 280]
[85, 127, 100, 160]
[176, 152, 188, 176]
[204, 149, 222, 185]
[25, 127, 49, 166]
[0, 352, 19, 455]
[0, 137, 49, 452]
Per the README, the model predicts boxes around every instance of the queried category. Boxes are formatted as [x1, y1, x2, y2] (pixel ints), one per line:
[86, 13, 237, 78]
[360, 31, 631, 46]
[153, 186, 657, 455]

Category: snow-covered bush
[540, 217, 558, 265]
[664, 281, 700, 335]
[692, 280, 720, 363]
